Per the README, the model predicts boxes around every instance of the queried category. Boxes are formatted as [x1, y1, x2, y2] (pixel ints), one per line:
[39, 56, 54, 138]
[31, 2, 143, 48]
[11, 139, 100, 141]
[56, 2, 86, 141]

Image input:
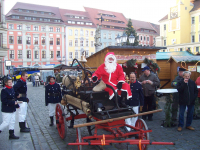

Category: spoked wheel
[76, 128, 82, 150]
[55, 103, 67, 139]
[135, 119, 149, 150]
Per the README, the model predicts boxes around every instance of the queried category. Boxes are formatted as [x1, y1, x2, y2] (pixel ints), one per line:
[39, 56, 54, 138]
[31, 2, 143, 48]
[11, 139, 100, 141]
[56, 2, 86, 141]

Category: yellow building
[156, 0, 200, 53]
[59, 9, 96, 65]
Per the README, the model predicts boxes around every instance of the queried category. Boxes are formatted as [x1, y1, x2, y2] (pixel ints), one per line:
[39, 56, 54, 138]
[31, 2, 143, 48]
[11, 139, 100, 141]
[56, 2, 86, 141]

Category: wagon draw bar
[73, 109, 162, 128]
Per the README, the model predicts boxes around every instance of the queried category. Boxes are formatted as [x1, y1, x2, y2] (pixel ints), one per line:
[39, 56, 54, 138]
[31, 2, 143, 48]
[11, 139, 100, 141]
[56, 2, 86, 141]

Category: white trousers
[0, 112, 16, 130]
[48, 103, 57, 117]
[125, 106, 139, 131]
[18, 102, 27, 122]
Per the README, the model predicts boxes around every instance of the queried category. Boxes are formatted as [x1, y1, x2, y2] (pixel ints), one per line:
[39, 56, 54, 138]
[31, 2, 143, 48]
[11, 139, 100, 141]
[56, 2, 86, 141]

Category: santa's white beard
[105, 61, 117, 74]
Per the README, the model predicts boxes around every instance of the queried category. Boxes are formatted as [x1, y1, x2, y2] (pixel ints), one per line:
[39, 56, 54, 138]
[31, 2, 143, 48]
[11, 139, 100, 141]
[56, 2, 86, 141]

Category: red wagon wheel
[135, 119, 149, 150]
[55, 103, 67, 139]
[76, 127, 83, 150]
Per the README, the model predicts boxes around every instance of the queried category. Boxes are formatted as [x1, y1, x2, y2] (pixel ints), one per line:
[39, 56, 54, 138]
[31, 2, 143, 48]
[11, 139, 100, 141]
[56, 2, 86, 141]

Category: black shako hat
[179, 68, 186, 71]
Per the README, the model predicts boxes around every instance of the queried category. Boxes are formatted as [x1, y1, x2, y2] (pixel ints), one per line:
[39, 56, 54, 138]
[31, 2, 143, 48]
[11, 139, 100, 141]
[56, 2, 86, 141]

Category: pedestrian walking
[171, 67, 186, 122]
[13, 71, 30, 132]
[45, 76, 61, 126]
[35, 74, 39, 87]
[31, 74, 35, 87]
[177, 71, 198, 132]
[125, 72, 144, 131]
[13, 75, 17, 85]
[138, 66, 160, 121]
[0, 77, 20, 139]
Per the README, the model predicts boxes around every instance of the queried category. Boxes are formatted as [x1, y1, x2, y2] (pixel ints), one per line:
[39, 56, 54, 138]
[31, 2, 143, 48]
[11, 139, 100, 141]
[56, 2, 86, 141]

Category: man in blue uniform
[13, 71, 30, 132]
[45, 76, 62, 126]
[0, 77, 20, 139]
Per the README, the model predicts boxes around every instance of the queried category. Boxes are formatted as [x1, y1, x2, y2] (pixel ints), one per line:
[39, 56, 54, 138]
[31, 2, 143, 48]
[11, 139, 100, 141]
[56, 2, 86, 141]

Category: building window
[40, 18, 43, 21]
[91, 41, 94, 47]
[18, 50, 22, 58]
[26, 37, 31, 45]
[75, 30, 78, 36]
[164, 24, 166, 30]
[27, 50, 31, 59]
[9, 24, 14, 29]
[41, 26, 46, 31]
[108, 33, 112, 39]
[35, 51, 39, 59]
[86, 51, 89, 58]
[41, 11, 44, 14]
[18, 9, 22, 12]
[56, 38, 60, 45]
[164, 40, 166, 46]
[69, 52, 72, 59]
[80, 30, 83, 36]
[75, 16, 79, 18]
[144, 36, 146, 41]
[147, 37, 149, 41]
[17, 36, 22, 44]
[56, 28, 60, 32]
[50, 51, 54, 58]
[42, 51, 46, 58]
[17, 25, 22, 30]
[10, 50, 14, 59]
[75, 51, 78, 59]
[104, 43, 106, 48]
[34, 11, 37, 14]
[69, 29, 72, 36]
[9, 36, 14, 44]
[140, 36, 143, 41]
[86, 30, 89, 36]
[180, 48, 183, 51]
[50, 38, 53, 45]
[196, 47, 199, 52]
[80, 40, 83, 46]
[109, 42, 112, 46]
[33, 26, 38, 31]
[69, 40, 72, 46]
[68, 21, 72, 24]
[25, 17, 31, 20]
[32, 17, 36, 20]
[91, 31, 94, 37]
[75, 40, 78, 46]
[86, 40, 89, 47]
[26, 26, 31, 31]
[77, 22, 81, 24]
[49, 27, 53, 32]
[42, 37, 45, 45]
[103, 33, 106, 39]
[57, 51, 61, 58]
[34, 37, 38, 45]
[192, 35, 195, 43]
[192, 17, 195, 24]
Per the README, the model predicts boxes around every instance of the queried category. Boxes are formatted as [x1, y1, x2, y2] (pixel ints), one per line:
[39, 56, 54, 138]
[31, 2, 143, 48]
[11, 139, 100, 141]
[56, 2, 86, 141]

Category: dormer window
[41, 12, 44, 14]
[49, 12, 52, 15]
[33, 17, 36, 20]
[26, 10, 29, 13]
[40, 18, 43, 21]
[70, 16, 73, 18]
[34, 11, 37, 14]
[19, 9, 22, 12]
[75, 16, 79, 18]
[81, 17, 84, 19]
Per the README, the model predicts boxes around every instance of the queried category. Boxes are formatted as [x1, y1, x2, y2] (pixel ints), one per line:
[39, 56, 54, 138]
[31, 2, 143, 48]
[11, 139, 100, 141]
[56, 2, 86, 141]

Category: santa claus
[92, 52, 132, 107]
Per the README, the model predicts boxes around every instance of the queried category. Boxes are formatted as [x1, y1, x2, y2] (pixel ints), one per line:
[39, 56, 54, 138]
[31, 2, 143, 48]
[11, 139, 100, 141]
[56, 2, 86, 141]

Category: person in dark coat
[125, 72, 144, 131]
[45, 76, 62, 126]
[0, 77, 20, 139]
[177, 71, 198, 132]
[13, 71, 30, 132]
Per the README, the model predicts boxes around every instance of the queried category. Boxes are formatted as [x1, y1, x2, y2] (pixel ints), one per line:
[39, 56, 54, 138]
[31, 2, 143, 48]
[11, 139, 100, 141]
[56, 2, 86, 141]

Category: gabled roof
[84, 7, 128, 30]
[190, 0, 200, 12]
[159, 14, 168, 22]
[168, 56, 200, 63]
[156, 51, 194, 60]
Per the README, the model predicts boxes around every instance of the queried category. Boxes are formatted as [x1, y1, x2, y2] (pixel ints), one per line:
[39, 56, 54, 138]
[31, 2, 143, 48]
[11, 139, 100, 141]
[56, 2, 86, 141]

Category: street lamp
[129, 33, 135, 44]
[121, 32, 128, 44]
[115, 34, 121, 46]
[115, 32, 135, 46]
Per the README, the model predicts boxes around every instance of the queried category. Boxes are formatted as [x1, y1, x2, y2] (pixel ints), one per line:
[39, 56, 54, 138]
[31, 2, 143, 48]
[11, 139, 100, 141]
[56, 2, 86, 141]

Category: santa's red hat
[104, 52, 115, 61]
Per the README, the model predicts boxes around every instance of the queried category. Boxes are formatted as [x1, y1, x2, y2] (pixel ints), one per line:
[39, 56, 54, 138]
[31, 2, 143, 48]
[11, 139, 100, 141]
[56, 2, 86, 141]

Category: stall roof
[156, 51, 194, 60]
[168, 56, 200, 63]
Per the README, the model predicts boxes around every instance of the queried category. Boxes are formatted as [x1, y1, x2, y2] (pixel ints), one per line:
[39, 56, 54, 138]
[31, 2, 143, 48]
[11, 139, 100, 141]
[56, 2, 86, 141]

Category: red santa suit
[92, 52, 132, 100]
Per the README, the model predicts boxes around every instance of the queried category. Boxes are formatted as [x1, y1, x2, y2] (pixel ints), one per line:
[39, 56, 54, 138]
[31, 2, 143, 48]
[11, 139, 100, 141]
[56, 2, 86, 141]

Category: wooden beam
[38, 67, 97, 70]
[73, 109, 162, 128]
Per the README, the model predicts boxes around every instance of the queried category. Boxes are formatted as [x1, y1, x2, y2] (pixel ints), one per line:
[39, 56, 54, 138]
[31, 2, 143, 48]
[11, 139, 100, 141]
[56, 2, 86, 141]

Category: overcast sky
[4, 0, 176, 24]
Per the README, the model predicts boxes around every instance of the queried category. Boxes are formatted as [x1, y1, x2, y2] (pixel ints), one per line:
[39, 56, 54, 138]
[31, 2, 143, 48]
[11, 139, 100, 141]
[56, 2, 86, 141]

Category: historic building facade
[156, 0, 200, 53]
[4, 2, 65, 74]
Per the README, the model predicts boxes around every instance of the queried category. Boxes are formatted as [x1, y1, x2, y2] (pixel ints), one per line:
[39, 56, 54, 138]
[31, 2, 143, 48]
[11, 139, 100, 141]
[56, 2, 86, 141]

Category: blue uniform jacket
[45, 83, 61, 106]
[13, 79, 27, 102]
[126, 81, 144, 107]
[1, 87, 19, 112]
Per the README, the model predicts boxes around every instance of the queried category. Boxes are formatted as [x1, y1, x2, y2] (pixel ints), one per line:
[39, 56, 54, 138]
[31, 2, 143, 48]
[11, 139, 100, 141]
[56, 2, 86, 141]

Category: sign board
[5, 60, 11, 66]
[115, 54, 156, 61]
[188, 66, 196, 72]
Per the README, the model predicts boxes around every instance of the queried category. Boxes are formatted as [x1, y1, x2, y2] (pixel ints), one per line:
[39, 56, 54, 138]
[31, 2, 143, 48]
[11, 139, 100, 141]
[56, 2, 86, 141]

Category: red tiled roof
[131, 19, 154, 30]
[84, 7, 128, 30]
[159, 14, 168, 22]
[190, 0, 200, 12]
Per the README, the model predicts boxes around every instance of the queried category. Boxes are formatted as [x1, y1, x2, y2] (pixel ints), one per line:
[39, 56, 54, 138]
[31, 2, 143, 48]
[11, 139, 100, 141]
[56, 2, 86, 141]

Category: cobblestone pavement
[1, 83, 200, 150]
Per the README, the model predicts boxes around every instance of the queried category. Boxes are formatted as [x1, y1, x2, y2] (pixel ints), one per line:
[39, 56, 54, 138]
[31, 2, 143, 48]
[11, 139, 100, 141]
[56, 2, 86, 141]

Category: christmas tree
[124, 19, 139, 46]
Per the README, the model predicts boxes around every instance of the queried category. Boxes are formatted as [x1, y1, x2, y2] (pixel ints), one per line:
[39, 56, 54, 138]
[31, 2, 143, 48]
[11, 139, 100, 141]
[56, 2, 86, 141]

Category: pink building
[4, 2, 65, 74]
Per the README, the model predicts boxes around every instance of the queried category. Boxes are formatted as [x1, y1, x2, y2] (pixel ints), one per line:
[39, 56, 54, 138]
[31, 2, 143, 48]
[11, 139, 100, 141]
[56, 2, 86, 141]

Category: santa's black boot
[9, 130, 19, 139]
[49, 116, 54, 126]
[120, 91, 128, 108]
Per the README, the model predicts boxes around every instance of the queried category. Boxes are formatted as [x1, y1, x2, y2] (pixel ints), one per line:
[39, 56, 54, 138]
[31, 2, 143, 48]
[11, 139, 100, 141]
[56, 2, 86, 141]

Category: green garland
[143, 58, 160, 73]
[126, 59, 137, 67]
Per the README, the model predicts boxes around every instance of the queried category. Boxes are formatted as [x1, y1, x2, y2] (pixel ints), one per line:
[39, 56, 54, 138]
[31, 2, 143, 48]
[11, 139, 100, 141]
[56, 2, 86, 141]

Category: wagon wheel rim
[76, 128, 83, 150]
[135, 119, 149, 150]
[55, 103, 67, 139]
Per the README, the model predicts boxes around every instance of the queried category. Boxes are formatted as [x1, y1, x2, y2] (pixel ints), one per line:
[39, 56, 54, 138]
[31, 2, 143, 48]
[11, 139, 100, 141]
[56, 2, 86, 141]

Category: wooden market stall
[168, 56, 200, 83]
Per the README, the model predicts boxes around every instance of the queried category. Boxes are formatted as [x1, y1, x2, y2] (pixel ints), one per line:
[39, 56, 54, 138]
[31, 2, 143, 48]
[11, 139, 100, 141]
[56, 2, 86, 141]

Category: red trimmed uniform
[92, 63, 132, 100]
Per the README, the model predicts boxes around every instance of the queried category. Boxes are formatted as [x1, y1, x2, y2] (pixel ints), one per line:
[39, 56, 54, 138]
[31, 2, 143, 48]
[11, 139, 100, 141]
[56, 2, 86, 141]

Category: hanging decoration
[126, 59, 137, 68]
[143, 58, 160, 73]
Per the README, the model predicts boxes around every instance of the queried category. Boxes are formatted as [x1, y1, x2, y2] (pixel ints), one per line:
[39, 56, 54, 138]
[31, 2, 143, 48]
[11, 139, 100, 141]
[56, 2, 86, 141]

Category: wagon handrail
[73, 109, 162, 128]
[106, 84, 120, 109]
